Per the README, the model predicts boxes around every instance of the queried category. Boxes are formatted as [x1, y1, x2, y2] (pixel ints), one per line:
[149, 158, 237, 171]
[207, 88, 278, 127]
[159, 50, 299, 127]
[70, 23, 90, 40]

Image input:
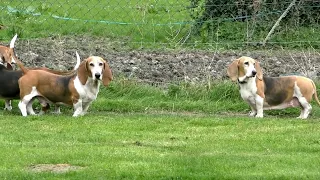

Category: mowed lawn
[1, 111, 320, 179]
[1, 81, 320, 179]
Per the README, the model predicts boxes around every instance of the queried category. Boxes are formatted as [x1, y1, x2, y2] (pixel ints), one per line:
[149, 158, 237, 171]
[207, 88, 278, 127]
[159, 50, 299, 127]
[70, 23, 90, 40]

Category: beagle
[17, 56, 113, 117]
[227, 56, 320, 119]
[0, 52, 80, 113]
[0, 34, 18, 68]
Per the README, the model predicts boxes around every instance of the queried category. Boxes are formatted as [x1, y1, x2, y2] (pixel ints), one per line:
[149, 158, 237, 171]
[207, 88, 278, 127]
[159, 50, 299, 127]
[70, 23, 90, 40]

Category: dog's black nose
[252, 71, 257, 76]
[95, 73, 101, 79]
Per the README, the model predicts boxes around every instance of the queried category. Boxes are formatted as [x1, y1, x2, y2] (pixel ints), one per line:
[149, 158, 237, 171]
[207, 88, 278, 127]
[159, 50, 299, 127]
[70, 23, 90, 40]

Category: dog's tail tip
[74, 51, 81, 70]
[9, 34, 18, 48]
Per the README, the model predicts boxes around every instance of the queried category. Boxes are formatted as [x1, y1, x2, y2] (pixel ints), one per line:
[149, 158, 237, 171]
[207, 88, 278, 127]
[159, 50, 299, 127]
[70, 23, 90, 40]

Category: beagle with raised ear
[0, 34, 18, 69]
[17, 56, 113, 117]
[227, 56, 320, 119]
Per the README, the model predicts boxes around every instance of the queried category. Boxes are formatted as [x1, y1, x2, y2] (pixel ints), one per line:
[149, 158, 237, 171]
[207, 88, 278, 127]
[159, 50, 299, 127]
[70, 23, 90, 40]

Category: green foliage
[187, 0, 320, 48]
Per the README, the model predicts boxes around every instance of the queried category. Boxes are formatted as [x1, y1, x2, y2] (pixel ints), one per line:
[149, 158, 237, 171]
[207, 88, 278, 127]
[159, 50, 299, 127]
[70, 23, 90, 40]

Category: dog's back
[18, 70, 76, 105]
[263, 76, 318, 106]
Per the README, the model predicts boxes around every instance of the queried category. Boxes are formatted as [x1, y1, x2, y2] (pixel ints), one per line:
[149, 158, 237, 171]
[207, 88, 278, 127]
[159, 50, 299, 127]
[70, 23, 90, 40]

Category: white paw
[4, 106, 12, 111]
[297, 116, 307, 119]
[248, 111, 256, 117]
[255, 114, 263, 118]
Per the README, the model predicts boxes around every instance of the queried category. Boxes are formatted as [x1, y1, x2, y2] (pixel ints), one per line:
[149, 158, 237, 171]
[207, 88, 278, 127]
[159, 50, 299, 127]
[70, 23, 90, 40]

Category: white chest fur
[239, 78, 257, 106]
[74, 76, 100, 102]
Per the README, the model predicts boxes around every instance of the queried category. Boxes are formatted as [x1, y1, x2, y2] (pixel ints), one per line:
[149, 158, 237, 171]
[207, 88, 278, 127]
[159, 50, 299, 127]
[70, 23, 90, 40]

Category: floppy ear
[77, 60, 89, 85]
[102, 61, 113, 86]
[255, 61, 263, 80]
[227, 59, 239, 81]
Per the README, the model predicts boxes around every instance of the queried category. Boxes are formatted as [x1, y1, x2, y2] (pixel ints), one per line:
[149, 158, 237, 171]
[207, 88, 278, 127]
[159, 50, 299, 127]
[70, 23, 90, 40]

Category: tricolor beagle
[0, 34, 18, 68]
[0, 52, 80, 112]
[17, 56, 113, 117]
[227, 56, 320, 119]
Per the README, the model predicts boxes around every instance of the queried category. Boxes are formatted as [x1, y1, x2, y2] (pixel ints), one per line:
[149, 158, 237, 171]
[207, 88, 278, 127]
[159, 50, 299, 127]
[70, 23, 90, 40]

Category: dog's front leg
[54, 105, 61, 114]
[73, 100, 83, 117]
[4, 99, 12, 111]
[248, 106, 257, 117]
[18, 100, 28, 116]
[255, 95, 264, 118]
[81, 101, 92, 116]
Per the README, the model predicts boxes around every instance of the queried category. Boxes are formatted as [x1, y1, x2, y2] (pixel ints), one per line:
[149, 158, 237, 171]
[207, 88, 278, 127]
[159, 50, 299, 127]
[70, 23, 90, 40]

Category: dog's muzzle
[95, 73, 101, 80]
[249, 70, 257, 78]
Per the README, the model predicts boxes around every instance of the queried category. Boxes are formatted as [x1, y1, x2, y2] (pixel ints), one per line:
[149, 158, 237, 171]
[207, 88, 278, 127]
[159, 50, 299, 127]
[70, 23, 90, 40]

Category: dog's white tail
[74, 51, 81, 70]
[9, 34, 18, 48]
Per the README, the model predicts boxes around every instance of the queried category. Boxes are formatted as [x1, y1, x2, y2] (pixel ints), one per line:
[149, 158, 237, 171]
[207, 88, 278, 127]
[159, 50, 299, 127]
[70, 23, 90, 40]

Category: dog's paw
[4, 106, 12, 111]
[248, 111, 256, 117]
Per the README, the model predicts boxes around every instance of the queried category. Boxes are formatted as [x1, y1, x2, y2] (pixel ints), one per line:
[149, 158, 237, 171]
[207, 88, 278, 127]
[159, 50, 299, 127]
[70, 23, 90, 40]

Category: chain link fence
[0, 0, 320, 113]
[0, 0, 319, 48]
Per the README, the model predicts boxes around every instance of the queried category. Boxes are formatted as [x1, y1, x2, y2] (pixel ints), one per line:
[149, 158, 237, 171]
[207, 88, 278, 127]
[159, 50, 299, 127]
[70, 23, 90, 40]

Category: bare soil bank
[11, 36, 320, 84]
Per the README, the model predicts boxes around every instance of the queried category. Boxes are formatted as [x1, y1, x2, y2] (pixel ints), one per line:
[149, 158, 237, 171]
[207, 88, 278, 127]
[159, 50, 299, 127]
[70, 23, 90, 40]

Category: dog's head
[78, 56, 113, 86]
[0, 34, 18, 69]
[227, 56, 263, 82]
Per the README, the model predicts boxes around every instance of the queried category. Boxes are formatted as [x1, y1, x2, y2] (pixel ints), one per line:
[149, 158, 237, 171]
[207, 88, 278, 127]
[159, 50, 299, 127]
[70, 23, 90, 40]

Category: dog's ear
[78, 59, 89, 85]
[255, 61, 263, 80]
[102, 61, 113, 87]
[227, 59, 239, 81]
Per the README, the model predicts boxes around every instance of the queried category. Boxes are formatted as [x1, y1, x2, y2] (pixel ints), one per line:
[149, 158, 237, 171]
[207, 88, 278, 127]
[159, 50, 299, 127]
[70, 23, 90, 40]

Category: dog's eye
[89, 63, 94, 67]
[244, 62, 249, 65]
[99, 63, 103, 66]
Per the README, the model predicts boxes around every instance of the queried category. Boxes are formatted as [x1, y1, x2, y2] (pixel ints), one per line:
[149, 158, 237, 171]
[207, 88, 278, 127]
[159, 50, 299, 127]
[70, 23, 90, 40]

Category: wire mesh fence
[0, 0, 320, 114]
[0, 0, 319, 48]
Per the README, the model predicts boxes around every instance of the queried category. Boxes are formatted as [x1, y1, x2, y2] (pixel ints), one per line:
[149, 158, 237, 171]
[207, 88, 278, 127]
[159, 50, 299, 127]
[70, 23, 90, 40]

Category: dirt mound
[10, 36, 320, 84]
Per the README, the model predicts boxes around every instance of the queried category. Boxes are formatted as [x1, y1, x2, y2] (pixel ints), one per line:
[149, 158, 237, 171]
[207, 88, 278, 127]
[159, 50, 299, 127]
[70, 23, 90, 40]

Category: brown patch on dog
[255, 78, 265, 99]
[227, 59, 239, 81]
[255, 61, 263, 80]
[296, 76, 314, 103]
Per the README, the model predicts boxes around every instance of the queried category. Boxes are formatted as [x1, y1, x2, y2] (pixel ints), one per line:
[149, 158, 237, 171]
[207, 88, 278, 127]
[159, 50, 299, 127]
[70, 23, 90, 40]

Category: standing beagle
[0, 34, 18, 68]
[227, 56, 320, 119]
[17, 56, 113, 117]
[0, 52, 81, 113]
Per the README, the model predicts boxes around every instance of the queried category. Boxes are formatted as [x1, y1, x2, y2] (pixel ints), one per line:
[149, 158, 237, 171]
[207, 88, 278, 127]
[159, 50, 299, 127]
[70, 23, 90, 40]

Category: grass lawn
[1, 81, 320, 179]
[1, 112, 320, 179]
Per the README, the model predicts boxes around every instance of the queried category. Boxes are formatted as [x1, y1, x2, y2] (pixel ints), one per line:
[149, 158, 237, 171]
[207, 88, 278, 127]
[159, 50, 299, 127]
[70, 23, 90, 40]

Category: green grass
[1, 80, 320, 178]
[1, 112, 320, 179]
[0, 0, 319, 49]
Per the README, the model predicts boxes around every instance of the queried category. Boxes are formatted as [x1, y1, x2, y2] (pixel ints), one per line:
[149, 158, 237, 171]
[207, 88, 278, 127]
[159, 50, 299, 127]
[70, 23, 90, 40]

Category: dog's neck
[238, 76, 256, 85]
[86, 77, 100, 89]
[238, 79, 247, 84]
